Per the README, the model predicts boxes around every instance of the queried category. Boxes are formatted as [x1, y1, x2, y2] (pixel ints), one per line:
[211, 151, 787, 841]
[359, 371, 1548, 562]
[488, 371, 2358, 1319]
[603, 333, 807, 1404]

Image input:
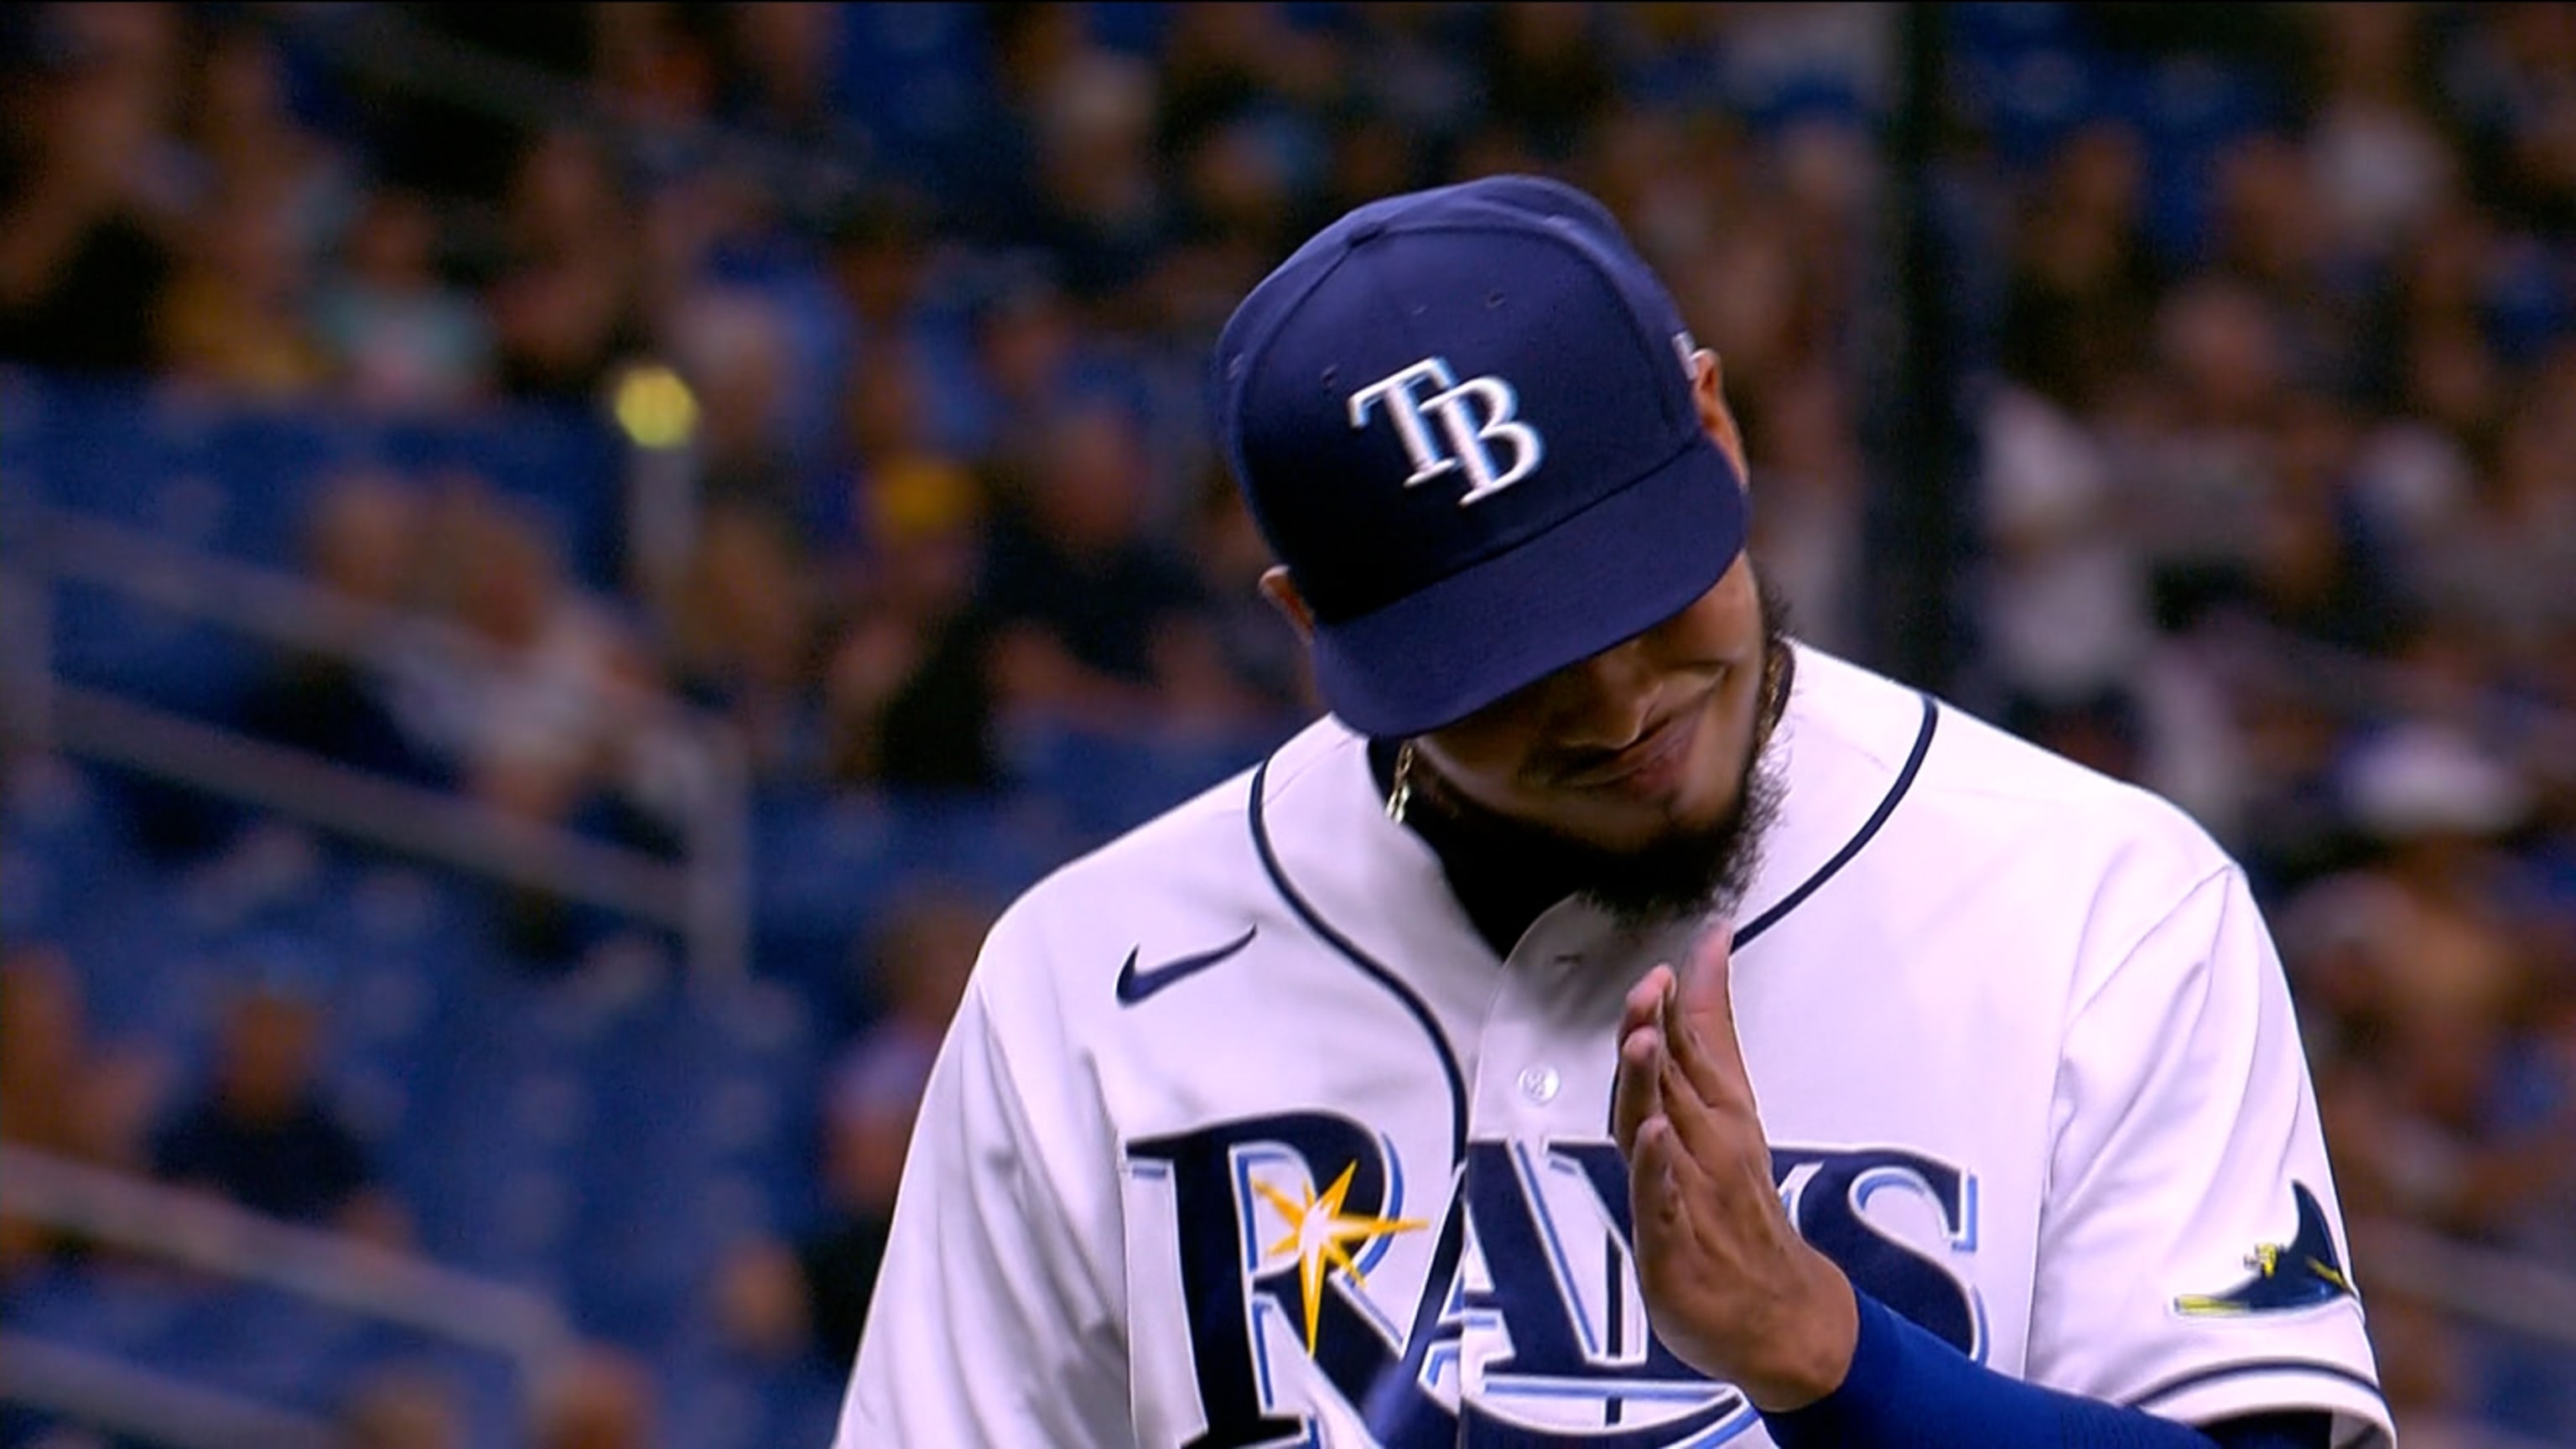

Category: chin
[1581, 791, 1730, 854]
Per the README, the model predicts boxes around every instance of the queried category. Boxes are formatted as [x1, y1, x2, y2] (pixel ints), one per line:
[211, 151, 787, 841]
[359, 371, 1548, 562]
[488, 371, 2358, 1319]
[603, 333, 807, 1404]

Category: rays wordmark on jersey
[1128, 1112, 1985, 1447]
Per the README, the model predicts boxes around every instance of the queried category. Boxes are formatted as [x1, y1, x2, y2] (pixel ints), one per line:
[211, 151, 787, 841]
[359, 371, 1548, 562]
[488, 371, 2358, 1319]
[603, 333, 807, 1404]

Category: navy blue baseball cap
[1216, 174, 1748, 739]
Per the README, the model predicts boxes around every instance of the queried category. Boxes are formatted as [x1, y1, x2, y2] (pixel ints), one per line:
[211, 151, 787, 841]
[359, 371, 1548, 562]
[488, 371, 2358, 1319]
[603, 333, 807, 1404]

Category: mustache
[1540, 595, 1796, 785]
[1528, 590, 1796, 784]
[1540, 708, 1696, 787]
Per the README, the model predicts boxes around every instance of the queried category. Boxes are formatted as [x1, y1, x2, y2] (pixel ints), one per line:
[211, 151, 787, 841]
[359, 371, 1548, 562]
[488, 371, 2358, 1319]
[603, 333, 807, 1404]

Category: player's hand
[1612, 929, 1859, 1412]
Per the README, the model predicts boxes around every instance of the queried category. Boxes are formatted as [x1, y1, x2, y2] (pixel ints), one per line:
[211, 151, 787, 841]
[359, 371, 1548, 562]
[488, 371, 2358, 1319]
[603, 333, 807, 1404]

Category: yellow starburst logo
[1252, 1162, 1430, 1354]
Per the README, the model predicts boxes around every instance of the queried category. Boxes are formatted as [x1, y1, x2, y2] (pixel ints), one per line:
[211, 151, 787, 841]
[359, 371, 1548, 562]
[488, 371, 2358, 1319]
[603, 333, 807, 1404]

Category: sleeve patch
[2173, 1183, 2355, 1317]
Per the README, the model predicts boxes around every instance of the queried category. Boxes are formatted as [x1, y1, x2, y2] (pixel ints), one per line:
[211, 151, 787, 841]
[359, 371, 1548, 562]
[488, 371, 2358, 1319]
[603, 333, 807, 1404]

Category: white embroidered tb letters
[1347, 356, 1544, 506]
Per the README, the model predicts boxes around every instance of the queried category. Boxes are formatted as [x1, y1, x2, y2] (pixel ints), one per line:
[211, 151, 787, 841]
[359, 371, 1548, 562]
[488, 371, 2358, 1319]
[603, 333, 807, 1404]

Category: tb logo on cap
[1348, 356, 1545, 506]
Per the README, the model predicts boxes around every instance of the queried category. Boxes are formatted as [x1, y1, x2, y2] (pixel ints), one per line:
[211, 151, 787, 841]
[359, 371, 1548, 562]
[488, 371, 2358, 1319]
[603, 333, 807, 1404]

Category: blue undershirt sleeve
[1762, 1290, 2333, 1449]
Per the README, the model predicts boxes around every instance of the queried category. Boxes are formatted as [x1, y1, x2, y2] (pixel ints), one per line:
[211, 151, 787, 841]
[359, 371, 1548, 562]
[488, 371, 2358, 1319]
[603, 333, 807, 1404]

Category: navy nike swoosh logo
[1114, 926, 1258, 1005]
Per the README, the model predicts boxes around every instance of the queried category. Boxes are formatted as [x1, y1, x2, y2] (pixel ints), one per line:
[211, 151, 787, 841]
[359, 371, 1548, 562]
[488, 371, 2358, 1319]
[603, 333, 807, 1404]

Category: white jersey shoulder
[840, 645, 2394, 1449]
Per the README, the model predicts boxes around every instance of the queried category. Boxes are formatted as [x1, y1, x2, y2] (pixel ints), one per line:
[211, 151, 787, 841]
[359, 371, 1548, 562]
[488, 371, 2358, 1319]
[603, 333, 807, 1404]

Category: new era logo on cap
[1215, 174, 1748, 739]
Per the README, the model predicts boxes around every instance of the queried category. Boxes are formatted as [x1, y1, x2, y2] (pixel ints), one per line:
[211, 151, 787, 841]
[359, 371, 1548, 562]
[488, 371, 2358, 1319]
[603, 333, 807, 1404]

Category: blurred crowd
[3, 3, 2573, 1446]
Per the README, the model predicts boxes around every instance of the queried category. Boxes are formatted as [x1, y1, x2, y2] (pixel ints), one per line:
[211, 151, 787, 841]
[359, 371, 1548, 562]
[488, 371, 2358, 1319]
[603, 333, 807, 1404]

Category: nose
[1540, 636, 1657, 750]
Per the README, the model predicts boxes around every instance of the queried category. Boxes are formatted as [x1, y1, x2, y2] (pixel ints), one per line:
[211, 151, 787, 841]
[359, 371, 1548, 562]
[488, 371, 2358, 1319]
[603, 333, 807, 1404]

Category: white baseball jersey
[837, 644, 2393, 1447]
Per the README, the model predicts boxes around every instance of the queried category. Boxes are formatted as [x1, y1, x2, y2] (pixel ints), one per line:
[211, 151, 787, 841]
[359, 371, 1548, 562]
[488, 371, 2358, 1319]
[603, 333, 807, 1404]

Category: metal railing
[0, 501, 750, 984]
[2354, 1216, 2576, 1353]
[0, 1144, 575, 1441]
[0, 1337, 338, 1449]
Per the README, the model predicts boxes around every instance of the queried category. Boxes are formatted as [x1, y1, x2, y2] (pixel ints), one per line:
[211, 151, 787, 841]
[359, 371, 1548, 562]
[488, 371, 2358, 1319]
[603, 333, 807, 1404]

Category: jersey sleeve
[834, 917, 1132, 1447]
[2027, 864, 2394, 1448]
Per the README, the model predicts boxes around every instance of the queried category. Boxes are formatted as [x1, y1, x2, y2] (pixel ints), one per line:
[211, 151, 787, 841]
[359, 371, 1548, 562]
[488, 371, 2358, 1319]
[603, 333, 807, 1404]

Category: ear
[1259, 566, 1316, 641]
[1690, 349, 1751, 491]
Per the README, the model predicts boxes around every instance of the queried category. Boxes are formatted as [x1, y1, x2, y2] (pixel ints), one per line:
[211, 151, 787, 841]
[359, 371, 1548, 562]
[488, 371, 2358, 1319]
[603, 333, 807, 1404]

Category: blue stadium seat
[49, 575, 262, 720]
[835, 3, 991, 162]
[658, 1327, 848, 1449]
[1, 1264, 196, 1362]
[17, 377, 167, 528]
[1006, 721, 1273, 849]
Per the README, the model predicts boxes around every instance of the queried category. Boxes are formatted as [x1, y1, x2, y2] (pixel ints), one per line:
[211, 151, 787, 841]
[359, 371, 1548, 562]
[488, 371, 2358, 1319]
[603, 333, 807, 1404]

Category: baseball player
[836, 175, 2393, 1448]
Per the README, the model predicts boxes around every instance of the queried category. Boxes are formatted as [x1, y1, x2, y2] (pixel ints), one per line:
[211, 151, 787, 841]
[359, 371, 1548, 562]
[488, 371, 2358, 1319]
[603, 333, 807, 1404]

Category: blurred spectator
[932, 0, 1081, 246]
[2303, 3, 2458, 263]
[976, 400, 1246, 739]
[392, 481, 663, 832]
[715, 881, 989, 1368]
[1161, 6, 1327, 142]
[1334, 4, 1483, 169]
[2406, 358, 2576, 680]
[526, 1343, 658, 1449]
[2207, 131, 2374, 402]
[2297, 717, 2542, 1235]
[156, 172, 330, 398]
[1977, 305, 2152, 722]
[2240, 394, 2412, 655]
[822, 457, 1001, 793]
[1140, 4, 1338, 328]
[958, 259, 1098, 480]
[170, 16, 351, 260]
[486, 127, 648, 404]
[2369, 199, 2517, 449]
[670, 284, 800, 525]
[236, 468, 446, 785]
[825, 332, 963, 557]
[1669, 202, 1841, 423]
[0, 2, 180, 373]
[662, 501, 824, 784]
[2224, 678, 2359, 896]
[1478, 1, 1618, 162]
[1154, 2, 1340, 166]
[2291, 713, 2576, 1446]
[347, 6, 589, 205]
[823, 191, 983, 465]
[150, 17, 352, 400]
[0, 943, 167, 1277]
[148, 958, 408, 1247]
[313, 184, 495, 412]
[2444, 0, 2576, 235]
[1744, 365, 1869, 660]
[1997, 122, 2163, 408]
[387, 481, 695, 959]
[1021, 41, 1169, 309]
[2366, 1285, 2537, 1449]
[2116, 276, 2301, 615]
[1182, 460, 1312, 727]
[333, 1362, 466, 1449]
[716, 2, 851, 157]
[593, 1, 719, 149]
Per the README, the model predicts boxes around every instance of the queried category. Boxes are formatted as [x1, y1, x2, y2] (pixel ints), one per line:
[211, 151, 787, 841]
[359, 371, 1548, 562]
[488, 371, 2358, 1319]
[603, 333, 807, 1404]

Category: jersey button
[1518, 1065, 1561, 1104]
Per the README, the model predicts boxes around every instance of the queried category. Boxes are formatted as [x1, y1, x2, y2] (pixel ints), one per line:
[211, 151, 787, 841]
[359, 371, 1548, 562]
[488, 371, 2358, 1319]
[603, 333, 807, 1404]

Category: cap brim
[1308, 436, 1747, 739]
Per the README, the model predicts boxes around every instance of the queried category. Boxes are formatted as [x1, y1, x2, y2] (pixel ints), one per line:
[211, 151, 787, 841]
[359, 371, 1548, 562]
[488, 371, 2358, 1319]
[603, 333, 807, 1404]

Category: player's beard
[1416, 579, 1796, 930]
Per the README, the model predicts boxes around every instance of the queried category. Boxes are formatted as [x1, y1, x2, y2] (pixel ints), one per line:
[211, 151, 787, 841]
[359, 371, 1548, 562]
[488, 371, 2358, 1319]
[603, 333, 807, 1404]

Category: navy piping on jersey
[1732, 692, 1939, 951]
[1249, 754, 1472, 1165]
[2126, 1359, 2390, 1417]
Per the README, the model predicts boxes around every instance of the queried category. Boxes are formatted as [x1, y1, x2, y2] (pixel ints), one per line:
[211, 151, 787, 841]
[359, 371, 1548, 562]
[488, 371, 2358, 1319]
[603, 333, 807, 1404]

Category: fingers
[1613, 963, 1675, 1152]
[1671, 928, 1736, 1042]
[1627, 1114, 1684, 1236]
[1619, 937, 1762, 1169]
[1665, 928, 1757, 1112]
[1656, 1039, 1737, 1180]
[1621, 963, 1673, 1041]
